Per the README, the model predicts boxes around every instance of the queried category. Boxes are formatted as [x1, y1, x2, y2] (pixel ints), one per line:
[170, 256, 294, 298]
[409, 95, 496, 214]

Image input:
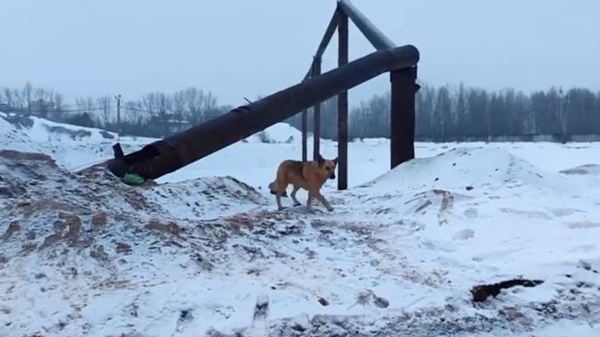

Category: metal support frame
[301, 109, 308, 162]
[390, 66, 417, 169]
[302, 10, 340, 162]
[337, 10, 349, 190]
[337, 0, 395, 50]
[107, 0, 420, 185]
[110, 46, 419, 180]
[312, 59, 322, 160]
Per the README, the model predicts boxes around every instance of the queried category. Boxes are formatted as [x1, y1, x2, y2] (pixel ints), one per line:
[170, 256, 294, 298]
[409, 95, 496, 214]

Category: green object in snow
[122, 173, 145, 186]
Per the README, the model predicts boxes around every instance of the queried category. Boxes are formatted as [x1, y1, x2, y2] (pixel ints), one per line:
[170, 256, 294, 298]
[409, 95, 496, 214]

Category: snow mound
[245, 122, 303, 144]
[2, 147, 600, 336]
[560, 164, 600, 176]
[0, 113, 152, 170]
[143, 176, 268, 220]
[0, 150, 273, 336]
[361, 146, 559, 193]
[0, 112, 117, 144]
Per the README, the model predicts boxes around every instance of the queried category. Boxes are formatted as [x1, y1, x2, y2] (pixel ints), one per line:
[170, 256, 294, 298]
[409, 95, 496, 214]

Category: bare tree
[141, 92, 161, 115]
[12, 89, 25, 109]
[23, 82, 33, 113]
[2, 88, 14, 107]
[173, 91, 186, 124]
[35, 88, 47, 101]
[54, 93, 64, 111]
[97, 96, 112, 126]
[556, 88, 569, 143]
[181, 87, 217, 124]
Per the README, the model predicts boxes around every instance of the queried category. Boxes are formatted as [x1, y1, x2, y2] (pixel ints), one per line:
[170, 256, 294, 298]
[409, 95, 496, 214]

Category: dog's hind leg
[290, 186, 302, 207]
[275, 180, 289, 211]
[269, 181, 288, 197]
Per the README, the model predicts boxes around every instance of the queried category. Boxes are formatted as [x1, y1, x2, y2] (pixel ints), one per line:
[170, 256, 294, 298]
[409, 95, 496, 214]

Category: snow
[243, 123, 308, 144]
[1, 114, 600, 336]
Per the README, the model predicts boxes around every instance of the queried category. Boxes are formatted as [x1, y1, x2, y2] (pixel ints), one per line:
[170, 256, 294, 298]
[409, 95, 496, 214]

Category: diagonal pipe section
[111, 45, 419, 180]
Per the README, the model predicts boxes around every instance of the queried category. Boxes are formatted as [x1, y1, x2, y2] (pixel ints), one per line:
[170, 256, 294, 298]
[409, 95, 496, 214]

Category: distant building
[0, 103, 17, 113]
[29, 99, 55, 118]
[29, 100, 61, 120]
[150, 113, 191, 136]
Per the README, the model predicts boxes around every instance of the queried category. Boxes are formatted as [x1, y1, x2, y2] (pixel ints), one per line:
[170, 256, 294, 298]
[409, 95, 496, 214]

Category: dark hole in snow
[466, 186, 474, 191]
[57, 321, 67, 330]
[434, 177, 439, 182]
[374, 296, 390, 308]
[471, 278, 544, 302]
[179, 309, 193, 322]
[291, 322, 307, 332]
[318, 297, 330, 306]
[99, 130, 114, 139]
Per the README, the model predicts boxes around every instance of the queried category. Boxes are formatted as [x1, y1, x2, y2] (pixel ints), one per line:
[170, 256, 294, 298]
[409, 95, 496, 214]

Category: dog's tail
[268, 181, 288, 197]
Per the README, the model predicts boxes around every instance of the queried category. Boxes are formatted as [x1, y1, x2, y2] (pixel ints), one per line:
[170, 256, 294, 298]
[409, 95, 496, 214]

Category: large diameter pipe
[337, 0, 395, 50]
[125, 45, 419, 180]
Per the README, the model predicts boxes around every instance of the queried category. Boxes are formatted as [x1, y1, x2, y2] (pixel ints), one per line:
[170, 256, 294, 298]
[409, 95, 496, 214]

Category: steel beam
[338, 0, 395, 50]
[301, 109, 308, 162]
[312, 59, 322, 160]
[337, 10, 349, 190]
[390, 66, 418, 169]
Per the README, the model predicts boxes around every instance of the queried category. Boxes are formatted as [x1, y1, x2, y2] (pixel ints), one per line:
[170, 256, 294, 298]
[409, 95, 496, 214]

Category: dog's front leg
[313, 190, 334, 212]
[306, 191, 313, 210]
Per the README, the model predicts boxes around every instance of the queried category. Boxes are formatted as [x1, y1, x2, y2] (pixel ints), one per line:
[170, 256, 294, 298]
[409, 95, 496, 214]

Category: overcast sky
[2, 0, 599, 107]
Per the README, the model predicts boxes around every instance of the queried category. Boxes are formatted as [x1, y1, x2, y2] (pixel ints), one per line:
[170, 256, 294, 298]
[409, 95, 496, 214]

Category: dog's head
[317, 154, 338, 180]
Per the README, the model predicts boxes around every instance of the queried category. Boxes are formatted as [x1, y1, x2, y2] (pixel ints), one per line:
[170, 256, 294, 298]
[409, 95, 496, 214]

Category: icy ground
[1, 114, 600, 337]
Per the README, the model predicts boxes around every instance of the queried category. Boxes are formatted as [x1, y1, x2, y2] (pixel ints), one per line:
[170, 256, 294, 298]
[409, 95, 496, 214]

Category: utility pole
[115, 94, 121, 141]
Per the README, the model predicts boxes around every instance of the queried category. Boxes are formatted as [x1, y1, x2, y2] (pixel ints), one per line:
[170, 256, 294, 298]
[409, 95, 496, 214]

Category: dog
[268, 154, 338, 211]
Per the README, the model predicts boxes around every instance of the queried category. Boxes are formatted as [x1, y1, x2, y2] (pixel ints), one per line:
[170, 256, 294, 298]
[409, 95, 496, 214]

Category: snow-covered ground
[1, 114, 600, 336]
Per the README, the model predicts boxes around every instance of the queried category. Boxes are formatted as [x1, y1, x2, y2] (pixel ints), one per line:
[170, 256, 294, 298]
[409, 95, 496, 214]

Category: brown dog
[268, 154, 338, 211]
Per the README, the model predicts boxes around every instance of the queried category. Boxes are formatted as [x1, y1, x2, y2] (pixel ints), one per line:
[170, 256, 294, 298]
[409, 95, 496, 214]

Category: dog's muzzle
[329, 173, 336, 180]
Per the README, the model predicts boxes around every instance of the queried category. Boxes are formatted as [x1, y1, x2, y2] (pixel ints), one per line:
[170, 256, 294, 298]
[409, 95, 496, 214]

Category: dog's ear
[333, 157, 338, 165]
[316, 154, 325, 167]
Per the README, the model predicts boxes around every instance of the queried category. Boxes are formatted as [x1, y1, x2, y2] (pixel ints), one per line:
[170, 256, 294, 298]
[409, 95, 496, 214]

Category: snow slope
[2, 116, 600, 336]
[1, 144, 600, 336]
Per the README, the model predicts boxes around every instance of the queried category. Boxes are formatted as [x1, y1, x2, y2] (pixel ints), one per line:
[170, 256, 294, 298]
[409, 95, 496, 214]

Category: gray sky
[2, 0, 599, 107]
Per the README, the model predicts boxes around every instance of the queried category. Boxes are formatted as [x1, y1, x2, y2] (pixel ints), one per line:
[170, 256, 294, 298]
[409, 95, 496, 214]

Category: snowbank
[244, 122, 304, 144]
[361, 146, 566, 193]
[1, 146, 600, 336]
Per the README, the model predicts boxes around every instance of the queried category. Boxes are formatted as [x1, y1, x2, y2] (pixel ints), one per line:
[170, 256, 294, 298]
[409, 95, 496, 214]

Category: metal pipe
[301, 10, 340, 83]
[390, 66, 417, 168]
[314, 10, 341, 62]
[337, 0, 396, 50]
[337, 10, 349, 190]
[116, 45, 419, 180]
[312, 59, 322, 160]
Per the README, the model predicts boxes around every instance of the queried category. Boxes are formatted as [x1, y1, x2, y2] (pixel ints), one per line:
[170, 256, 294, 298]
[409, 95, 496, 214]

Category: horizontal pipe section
[122, 45, 419, 180]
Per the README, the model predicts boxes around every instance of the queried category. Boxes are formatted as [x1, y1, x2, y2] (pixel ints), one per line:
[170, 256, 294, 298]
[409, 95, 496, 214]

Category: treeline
[287, 84, 600, 142]
[3, 82, 600, 142]
[0, 83, 231, 138]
